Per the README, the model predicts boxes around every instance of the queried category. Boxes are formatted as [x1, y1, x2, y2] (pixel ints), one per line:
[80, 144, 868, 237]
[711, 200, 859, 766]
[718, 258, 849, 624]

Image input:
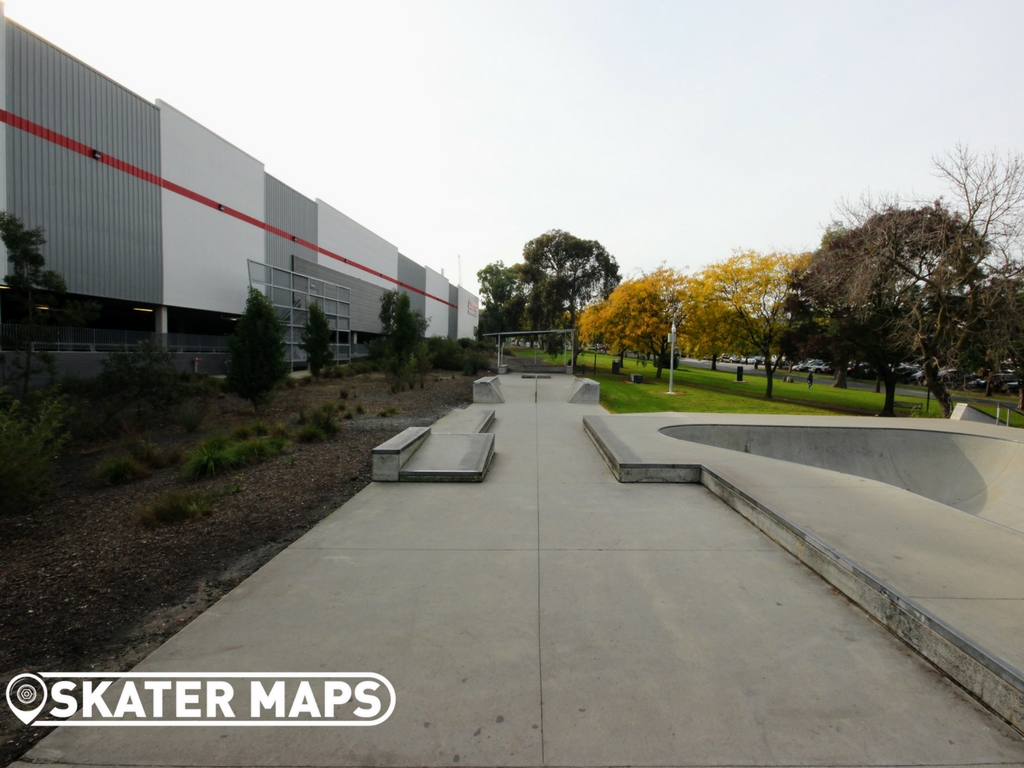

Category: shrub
[227, 287, 290, 409]
[94, 455, 151, 486]
[462, 353, 485, 376]
[338, 388, 349, 400]
[300, 302, 334, 377]
[95, 340, 184, 417]
[378, 406, 398, 417]
[426, 337, 465, 371]
[139, 491, 214, 527]
[297, 424, 328, 443]
[308, 403, 339, 436]
[182, 438, 237, 480]
[178, 400, 205, 433]
[250, 420, 269, 436]
[0, 394, 70, 515]
[269, 422, 290, 439]
[342, 410, 353, 420]
[123, 430, 167, 469]
[355, 403, 364, 414]
[232, 423, 253, 441]
[181, 434, 288, 480]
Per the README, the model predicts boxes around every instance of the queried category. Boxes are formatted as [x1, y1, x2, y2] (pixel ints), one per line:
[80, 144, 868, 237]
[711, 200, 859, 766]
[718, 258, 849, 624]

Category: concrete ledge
[584, 415, 701, 482]
[399, 433, 495, 482]
[371, 426, 431, 481]
[951, 402, 1000, 424]
[431, 408, 495, 435]
[473, 376, 505, 403]
[568, 377, 600, 404]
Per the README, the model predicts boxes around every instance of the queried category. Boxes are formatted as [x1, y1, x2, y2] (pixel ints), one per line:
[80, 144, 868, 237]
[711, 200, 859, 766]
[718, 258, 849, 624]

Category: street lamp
[668, 322, 677, 394]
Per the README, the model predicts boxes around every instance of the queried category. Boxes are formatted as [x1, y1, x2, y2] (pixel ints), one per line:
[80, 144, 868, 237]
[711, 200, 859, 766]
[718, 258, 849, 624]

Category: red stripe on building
[0, 109, 457, 308]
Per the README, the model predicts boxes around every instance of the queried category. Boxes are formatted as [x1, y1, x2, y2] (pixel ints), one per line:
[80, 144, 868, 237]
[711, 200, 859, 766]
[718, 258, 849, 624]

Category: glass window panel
[272, 269, 291, 288]
[248, 261, 270, 284]
[292, 292, 307, 309]
[293, 275, 309, 292]
[272, 287, 291, 306]
[309, 280, 324, 296]
[336, 317, 350, 330]
[293, 310, 308, 327]
[337, 287, 351, 303]
[324, 299, 337, 315]
[275, 307, 291, 323]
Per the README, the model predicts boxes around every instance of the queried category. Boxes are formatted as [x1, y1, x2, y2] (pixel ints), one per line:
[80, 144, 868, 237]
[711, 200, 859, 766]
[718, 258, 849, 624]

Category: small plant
[342, 410, 353, 420]
[297, 424, 328, 443]
[139, 491, 214, 527]
[178, 400, 205, 433]
[355, 403, 364, 414]
[229, 475, 244, 494]
[94, 455, 151, 486]
[123, 430, 167, 469]
[339, 388, 348, 400]
[232, 423, 253, 440]
[296, 407, 307, 425]
[283, 377, 299, 390]
[181, 437, 236, 480]
[251, 420, 269, 436]
[269, 422, 290, 439]
[300, 375, 314, 386]
[378, 406, 399, 417]
[308, 402, 339, 436]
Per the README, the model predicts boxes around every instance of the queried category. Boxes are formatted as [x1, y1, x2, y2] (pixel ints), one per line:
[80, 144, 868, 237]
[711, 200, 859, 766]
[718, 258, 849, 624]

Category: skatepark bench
[372, 426, 431, 481]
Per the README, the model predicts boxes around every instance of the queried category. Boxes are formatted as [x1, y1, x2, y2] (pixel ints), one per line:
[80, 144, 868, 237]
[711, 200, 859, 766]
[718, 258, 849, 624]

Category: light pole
[668, 322, 677, 394]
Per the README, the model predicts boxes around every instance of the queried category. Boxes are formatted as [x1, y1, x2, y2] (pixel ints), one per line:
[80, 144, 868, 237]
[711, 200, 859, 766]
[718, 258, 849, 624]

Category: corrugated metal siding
[5, 22, 162, 303]
[292, 256, 384, 335]
[448, 284, 459, 339]
[265, 174, 317, 269]
[397, 252, 425, 319]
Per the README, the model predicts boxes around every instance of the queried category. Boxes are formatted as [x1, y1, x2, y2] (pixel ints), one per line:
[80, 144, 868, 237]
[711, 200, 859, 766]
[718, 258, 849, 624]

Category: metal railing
[1, 324, 229, 353]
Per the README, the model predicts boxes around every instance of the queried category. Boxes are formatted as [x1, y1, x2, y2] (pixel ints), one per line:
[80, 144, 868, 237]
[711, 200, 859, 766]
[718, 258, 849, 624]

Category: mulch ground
[0, 370, 476, 766]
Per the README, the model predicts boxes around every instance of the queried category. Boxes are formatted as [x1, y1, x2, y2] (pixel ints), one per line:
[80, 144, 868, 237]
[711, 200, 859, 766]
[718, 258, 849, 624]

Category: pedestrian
[807, 371, 814, 388]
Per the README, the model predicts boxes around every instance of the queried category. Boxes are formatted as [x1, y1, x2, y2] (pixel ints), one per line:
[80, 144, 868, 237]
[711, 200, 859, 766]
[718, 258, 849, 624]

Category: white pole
[668, 322, 676, 394]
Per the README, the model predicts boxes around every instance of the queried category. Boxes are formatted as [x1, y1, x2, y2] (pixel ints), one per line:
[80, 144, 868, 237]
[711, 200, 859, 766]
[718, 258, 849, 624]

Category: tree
[701, 250, 807, 398]
[476, 261, 527, 337]
[582, 266, 687, 379]
[378, 291, 427, 392]
[300, 302, 333, 377]
[680, 272, 737, 371]
[520, 230, 620, 362]
[1, 212, 98, 397]
[227, 287, 289, 410]
[791, 228, 914, 415]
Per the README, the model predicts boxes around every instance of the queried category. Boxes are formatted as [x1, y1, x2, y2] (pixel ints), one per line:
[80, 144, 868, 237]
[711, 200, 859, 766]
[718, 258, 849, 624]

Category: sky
[6, 0, 1024, 301]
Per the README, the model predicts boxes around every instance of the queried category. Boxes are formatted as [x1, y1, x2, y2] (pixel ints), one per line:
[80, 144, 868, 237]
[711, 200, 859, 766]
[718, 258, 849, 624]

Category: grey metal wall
[265, 174, 317, 269]
[449, 284, 459, 339]
[292, 256, 384, 335]
[397, 252, 426, 319]
[5, 22, 162, 304]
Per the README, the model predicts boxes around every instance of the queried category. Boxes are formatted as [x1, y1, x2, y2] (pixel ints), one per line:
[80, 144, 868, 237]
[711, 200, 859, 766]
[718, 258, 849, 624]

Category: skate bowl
[658, 423, 1024, 520]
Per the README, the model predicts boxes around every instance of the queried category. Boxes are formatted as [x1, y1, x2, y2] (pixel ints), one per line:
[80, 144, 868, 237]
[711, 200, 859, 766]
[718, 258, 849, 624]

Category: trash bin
[611, 361, 621, 375]
[736, 365, 743, 382]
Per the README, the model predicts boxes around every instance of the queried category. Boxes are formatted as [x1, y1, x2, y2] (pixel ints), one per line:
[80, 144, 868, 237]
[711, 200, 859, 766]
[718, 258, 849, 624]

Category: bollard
[736, 365, 743, 382]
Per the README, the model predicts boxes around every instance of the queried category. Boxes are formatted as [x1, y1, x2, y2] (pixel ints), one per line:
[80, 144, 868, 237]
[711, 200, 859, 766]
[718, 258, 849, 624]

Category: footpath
[18, 374, 1024, 767]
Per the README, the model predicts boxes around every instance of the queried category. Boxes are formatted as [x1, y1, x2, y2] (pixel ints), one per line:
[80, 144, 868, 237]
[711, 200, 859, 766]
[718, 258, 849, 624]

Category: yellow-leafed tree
[581, 265, 688, 379]
[700, 250, 808, 398]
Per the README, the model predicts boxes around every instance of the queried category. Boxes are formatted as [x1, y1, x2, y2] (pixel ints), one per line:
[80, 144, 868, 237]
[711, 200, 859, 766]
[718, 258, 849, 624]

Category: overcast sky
[7, 0, 1024, 299]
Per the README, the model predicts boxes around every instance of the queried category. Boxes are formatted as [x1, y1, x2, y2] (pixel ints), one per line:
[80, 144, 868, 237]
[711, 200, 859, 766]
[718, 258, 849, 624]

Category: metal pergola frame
[482, 329, 576, 370]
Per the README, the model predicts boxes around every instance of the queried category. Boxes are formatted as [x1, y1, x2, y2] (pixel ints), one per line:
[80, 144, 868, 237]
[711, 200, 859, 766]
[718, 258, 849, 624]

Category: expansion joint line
[535, 393, 545, 763]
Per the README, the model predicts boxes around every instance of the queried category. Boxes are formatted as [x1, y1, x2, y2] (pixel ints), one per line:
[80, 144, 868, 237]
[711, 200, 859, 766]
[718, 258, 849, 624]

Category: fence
[1, 324, 229, 353]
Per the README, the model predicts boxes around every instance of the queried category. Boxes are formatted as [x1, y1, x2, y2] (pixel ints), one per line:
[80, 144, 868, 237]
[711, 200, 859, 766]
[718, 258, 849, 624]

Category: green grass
[574, 352, 942, 417]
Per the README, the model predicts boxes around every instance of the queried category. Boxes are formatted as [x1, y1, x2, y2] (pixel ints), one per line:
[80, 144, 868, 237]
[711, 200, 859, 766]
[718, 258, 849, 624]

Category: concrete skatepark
[17, 373, 1024, 767]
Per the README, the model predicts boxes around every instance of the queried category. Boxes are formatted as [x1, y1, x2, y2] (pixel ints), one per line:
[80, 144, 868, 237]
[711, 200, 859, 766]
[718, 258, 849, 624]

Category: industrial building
[0, 6, 479, 373]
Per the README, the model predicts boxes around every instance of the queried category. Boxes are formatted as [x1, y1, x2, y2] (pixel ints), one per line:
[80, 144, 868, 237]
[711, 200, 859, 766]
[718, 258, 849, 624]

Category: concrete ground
[19, 374, 1024, 767]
